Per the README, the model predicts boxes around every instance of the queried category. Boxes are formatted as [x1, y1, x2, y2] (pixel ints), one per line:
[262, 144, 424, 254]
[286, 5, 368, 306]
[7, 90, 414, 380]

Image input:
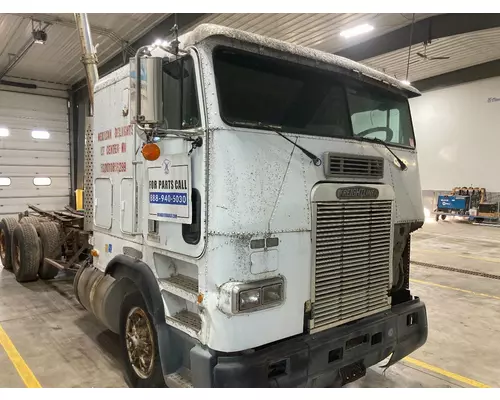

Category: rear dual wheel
[20, 216, 42, 227]
[0, 217, 19, 270]
[10, 221, 61, 282]
[12, 223, 40, 282]
[36, 222, 61, 280]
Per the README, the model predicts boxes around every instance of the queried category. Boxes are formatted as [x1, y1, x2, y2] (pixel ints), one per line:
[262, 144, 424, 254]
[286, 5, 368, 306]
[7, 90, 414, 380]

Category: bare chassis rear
[0, 204, 90, 282]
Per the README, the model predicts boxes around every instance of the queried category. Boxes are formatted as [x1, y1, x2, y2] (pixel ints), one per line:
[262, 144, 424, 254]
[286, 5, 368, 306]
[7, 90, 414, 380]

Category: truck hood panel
[207, 129, 424, 236]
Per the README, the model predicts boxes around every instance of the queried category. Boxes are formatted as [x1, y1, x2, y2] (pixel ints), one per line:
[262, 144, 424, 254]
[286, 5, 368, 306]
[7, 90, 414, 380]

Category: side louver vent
[324, 153, 384, 179]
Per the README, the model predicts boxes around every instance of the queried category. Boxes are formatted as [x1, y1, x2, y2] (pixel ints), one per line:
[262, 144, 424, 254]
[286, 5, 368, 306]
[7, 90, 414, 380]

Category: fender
[105, 254, 181, 375]
[105, 254, 165, 324]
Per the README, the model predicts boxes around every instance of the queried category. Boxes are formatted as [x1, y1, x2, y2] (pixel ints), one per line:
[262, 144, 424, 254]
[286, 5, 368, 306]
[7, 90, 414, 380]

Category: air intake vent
[324, 153, 384, 179]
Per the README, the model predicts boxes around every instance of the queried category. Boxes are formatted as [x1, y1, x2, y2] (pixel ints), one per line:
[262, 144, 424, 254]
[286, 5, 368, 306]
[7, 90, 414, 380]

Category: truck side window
[182, 189, 201, 245]
[162, 56, 200, 130]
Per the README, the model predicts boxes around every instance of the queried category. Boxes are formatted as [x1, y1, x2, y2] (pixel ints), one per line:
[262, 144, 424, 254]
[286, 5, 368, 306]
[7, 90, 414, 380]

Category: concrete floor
[1, 218, 499, 388]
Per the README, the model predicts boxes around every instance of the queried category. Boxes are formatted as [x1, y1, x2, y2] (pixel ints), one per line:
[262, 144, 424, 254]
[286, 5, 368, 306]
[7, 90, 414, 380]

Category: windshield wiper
[267, 125, 322, 166]
[354, 137, 407, 171]
[231, 120, 322, 166]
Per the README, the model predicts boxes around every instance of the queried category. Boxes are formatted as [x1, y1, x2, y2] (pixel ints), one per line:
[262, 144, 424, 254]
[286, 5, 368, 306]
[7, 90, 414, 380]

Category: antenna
[405, 13, 416, 82]
[170, 14, 180, 55]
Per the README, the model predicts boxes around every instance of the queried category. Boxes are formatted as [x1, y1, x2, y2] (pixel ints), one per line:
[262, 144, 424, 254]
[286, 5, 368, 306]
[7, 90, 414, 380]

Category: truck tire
[0, 217, 19, 270]
[37, 222, 61, 280]
[20, 216, 41, 228]
[119, 290, 165, 388]
[12, 223, 40, 282]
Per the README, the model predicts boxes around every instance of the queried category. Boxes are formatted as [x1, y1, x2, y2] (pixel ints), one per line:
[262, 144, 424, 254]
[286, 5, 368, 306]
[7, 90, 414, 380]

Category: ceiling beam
[9, 13, 128, 43]
[72, 13, 207, 93]
[413, 59, 500, 92]
[337, 13, 500, 62]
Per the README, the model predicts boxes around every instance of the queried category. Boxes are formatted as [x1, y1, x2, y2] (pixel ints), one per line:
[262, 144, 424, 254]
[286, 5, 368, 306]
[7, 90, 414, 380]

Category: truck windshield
[213, 47, 415, 148]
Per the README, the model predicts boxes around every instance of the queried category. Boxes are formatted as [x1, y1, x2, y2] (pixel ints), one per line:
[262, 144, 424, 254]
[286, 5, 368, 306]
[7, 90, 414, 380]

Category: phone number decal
[149, 192, 188, 206]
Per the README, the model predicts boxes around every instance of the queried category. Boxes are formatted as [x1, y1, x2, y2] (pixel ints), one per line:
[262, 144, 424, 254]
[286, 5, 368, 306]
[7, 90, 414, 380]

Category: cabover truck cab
[75, 24, 428, 388]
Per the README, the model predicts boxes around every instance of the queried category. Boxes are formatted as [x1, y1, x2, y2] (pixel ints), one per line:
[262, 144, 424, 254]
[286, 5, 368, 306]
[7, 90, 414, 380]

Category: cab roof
[181, 23, 421, 98]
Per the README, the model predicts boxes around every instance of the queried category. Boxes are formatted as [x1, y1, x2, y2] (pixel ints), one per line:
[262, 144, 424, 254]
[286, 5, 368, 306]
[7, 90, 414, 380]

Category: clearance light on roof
[340, 24, 374, 39]
[400, 80, 411, 86]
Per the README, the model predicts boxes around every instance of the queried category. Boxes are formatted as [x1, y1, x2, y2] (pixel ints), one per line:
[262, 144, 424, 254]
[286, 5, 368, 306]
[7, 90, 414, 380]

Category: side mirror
[130, 56, 163, 126]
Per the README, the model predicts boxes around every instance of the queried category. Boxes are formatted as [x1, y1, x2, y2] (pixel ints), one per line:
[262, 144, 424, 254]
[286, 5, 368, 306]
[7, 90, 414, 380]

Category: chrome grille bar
[311, 199, 392, 332]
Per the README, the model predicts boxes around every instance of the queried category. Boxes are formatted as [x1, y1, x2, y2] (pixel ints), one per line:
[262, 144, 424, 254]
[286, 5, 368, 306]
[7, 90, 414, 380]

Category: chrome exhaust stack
[74, 13, 99, 231]
[74, 13, 99, 113]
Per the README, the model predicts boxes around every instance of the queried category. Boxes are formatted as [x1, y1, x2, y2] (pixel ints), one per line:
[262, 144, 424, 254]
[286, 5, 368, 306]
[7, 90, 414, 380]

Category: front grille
[325, 153, 384, 179]
[312, 200, 392, 331]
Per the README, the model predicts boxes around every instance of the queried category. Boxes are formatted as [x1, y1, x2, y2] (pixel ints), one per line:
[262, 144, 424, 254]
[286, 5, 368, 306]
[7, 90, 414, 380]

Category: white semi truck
[1, 20, 429, 388]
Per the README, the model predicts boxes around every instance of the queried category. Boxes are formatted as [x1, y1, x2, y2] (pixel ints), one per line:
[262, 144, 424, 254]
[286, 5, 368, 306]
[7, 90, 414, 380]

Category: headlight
[232, 277, 285, 313]
[262, 284, 282, 304]
[239, 288, 261, 311]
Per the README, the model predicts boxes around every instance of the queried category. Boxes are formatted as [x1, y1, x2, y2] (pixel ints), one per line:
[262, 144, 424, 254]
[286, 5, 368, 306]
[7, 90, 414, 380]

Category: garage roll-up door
[0, 90, 70, 218]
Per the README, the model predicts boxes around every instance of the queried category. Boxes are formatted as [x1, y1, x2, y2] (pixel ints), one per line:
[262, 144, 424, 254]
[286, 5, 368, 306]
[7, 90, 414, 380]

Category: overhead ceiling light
[32, 30, 48, 44]
[400, 80, 411, 86]
[340, 24, 374, 39]
[152, 39, 170, 48]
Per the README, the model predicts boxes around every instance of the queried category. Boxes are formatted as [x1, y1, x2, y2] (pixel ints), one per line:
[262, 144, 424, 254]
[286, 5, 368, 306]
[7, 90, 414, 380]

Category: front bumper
[191, 298, 427, 387]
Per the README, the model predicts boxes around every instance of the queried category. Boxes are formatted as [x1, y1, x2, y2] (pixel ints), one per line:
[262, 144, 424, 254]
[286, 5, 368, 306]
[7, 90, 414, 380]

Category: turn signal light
[142, 143, 160, 161]
[90, 249, 99, 257]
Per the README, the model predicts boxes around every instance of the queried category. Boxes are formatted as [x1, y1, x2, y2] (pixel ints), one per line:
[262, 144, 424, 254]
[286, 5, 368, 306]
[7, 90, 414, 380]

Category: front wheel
[119, 291, 165, 388]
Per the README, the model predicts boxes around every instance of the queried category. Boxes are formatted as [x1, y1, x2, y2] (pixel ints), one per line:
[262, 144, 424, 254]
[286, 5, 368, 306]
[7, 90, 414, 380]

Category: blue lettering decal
[149, 192, 188, 206]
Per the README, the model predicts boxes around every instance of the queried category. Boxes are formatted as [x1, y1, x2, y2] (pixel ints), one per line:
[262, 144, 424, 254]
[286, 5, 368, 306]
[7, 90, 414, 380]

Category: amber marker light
[142, 143, 161, 161]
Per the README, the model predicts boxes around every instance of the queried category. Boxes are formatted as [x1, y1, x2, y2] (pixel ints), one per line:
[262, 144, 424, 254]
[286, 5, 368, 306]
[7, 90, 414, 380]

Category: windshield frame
[344, 81, 416, 149]
[211, 45, 417, 150]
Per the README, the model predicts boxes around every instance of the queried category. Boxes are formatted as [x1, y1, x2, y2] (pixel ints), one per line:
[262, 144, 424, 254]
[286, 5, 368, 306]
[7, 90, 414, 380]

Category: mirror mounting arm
[134, 45, 152, 130]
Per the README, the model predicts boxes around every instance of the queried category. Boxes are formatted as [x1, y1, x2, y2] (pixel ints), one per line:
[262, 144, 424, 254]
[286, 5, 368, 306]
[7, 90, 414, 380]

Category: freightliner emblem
[336, 186, 379, 200]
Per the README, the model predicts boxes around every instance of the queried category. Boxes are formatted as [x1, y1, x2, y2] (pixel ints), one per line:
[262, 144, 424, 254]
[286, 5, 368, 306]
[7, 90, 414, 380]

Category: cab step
[159, 274, 199, 303]
[165, 309, 201, 338]
[166, 367, 193, 388]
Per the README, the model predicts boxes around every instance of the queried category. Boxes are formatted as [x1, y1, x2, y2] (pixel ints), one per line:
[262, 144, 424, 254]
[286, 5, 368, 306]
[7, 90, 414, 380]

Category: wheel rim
[125, 306, 155, 379]
[0, 231, 5, 260]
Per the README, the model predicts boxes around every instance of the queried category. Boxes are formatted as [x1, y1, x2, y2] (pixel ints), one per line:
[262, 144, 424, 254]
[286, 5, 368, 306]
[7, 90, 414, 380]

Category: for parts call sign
[148, 153, 192, 224]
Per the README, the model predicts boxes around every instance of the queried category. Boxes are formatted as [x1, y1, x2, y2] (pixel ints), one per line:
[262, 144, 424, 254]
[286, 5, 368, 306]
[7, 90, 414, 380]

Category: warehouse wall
[0, 78, 72, 216]
[410, 76, 500, 212]
[410, 76, 500, 191]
